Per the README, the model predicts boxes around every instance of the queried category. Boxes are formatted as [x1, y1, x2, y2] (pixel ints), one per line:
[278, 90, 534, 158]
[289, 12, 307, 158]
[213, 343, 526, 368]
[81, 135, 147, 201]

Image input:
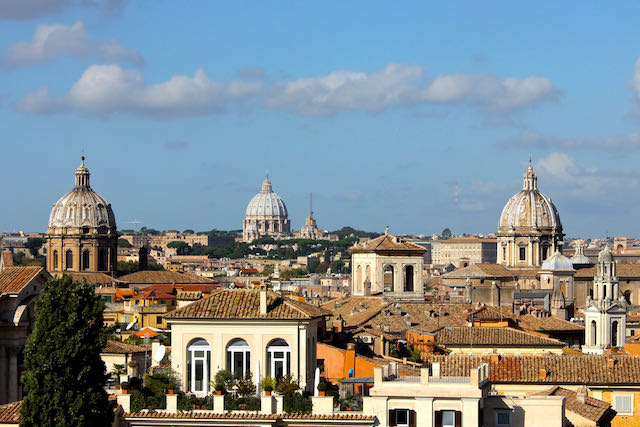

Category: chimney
[490, 354, 501, 364]
[332, 316, 344, 333]
[576, 389, 586, 404]
[260, 286, 267, 315]
[539, 367, 547, 379]
[607, 357, 616, 368]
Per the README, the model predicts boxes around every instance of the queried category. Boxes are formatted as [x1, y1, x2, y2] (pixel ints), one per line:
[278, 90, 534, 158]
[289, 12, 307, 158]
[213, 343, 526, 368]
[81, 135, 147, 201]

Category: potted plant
[260, 377, 275, 396]
[128, 361, 137, 368]
[168, 382, 176, 395]
[317, 381, 327, 397]
[112, 364, 126, 390]
[214, 369, 233, 395]
[214, 383, 224, 395]
[120, 381, 130, 394]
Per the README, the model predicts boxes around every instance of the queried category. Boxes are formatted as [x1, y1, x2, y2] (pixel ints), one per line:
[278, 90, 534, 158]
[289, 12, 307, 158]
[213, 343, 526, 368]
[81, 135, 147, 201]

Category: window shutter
[389, 409, 396, 426]
[455, 411, 462, 427]
[409, 410, 417, 427]
[435, 410, 443, 427]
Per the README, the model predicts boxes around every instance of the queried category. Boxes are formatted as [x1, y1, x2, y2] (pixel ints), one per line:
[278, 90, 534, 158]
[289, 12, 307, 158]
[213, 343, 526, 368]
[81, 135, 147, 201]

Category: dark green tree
[166, 240, 190, 255]
[117, 238, 132, 248]
[20, 276, 113, 427]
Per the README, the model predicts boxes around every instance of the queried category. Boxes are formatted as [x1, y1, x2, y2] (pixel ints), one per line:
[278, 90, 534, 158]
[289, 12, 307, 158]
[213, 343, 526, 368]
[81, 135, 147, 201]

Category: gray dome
[598, 246, 614, 263]
[245, 173, 288, 219]
[498, 163, 562, 231]
[48, 158, 116, 231]
[541, 250, 574, 271]
[570, 245, 593, 265]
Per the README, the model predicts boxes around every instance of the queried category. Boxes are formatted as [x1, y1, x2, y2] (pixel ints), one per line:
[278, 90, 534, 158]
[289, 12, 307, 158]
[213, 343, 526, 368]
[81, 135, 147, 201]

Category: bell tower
[582, 246, 627, 355]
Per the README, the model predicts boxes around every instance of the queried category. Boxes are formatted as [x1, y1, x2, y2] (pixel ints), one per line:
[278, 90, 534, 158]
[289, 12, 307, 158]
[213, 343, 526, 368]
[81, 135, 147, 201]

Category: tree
[166, 241, 189, 255]
[117, 238, 132, 248]
[20, 276, 113, 427]
[441, 228, 452, 240]
[25, 237, 44, 257]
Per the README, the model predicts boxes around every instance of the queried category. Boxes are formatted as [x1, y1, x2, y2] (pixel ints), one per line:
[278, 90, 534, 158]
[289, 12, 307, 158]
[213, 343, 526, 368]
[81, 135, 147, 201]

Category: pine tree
[20, 275, 113, 427]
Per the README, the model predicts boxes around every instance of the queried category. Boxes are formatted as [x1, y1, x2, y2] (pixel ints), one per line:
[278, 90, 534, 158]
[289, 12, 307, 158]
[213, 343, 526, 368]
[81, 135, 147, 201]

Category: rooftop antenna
[309, 192, 313, 218]
[127, 220, 143, 232]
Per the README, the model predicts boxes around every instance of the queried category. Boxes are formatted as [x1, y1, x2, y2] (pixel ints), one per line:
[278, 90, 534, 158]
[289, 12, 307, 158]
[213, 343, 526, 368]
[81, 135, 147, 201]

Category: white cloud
[1, 21, 144, 67]
[17, 64, 262, 117]
[0, 0, 127, 20]
[498, 128, 640, 151]
[264, 63, 559, 116]
[16, 62, 559, 118]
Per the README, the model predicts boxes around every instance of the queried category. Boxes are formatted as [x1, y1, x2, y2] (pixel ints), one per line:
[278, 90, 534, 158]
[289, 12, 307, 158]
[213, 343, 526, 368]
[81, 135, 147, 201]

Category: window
[395, 409, 409, 426]
[53, 250, 58, 269]
[267, 338, 290, 379]
[496, 411, 512, 427]
[614, 394, 633, 414]
[226, 338, 251, 377]
[389, 409, 415, 427]
[65, 250, 73, 270]
[519, 247, 526, 261]
[186, 338, 211, 396]
[156, 316, 163, 324]
[612, 320, 619, 347]
[82, 250, 90, 271]
[442, 410, 455, 427]
[502, 247, 506, 261]
[404, 265, 414, 292]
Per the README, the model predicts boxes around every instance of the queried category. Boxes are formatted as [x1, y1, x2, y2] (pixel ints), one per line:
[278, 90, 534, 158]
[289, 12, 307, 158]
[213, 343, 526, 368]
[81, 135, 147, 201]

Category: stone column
[0, 346, 7, 404]
[8, 346, 18, 403]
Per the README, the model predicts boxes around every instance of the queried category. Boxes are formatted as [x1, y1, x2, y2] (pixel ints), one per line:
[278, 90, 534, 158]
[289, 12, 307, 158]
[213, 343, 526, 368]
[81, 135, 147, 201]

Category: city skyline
[2, 2, 640, 237]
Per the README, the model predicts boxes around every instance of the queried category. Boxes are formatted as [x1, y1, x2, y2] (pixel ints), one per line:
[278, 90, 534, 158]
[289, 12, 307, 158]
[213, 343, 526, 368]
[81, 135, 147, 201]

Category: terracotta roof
[533, 386, 610, 423]
[349, 234, 426, 254]
[102, 340, 147, 354]
[66, 272, 117, 285]
[0, 266, 47, 295]
[321, 297, 389, 328]
[119, 270, 215, 284]
[176, 290, 204, 300]
[1, 251, 13, 267]
[165, 289, 329, 320]
[506, 267, 541, 277]
[434, 327, 565, 347]
[365, 303, 476, 335]
[468, 305, 516, 322]
[282, 413, 377, 421]
[125, 412, 278, 420]
[0, 401, 20, 423]
[427, 354, 640, 385]
[517, 314, 584, 332]
[575, 264, 640, 278]
[442, 264, 514, 279]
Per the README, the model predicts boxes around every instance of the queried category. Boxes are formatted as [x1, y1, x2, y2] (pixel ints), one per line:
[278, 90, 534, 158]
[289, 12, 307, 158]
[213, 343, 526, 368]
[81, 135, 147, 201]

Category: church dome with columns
[48, 157, 116, 232]
[46, 157, 117, 275]
[497, 161, 564, 267]
[242, 173, 291, 242]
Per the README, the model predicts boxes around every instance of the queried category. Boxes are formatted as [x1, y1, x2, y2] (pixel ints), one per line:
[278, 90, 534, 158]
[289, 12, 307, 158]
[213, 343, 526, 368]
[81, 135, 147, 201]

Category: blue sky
[2, 1, 640, 238]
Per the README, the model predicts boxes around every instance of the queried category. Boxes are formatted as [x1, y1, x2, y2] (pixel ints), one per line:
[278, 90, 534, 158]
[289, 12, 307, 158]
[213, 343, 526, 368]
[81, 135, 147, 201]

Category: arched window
[53, 250, 58, 269]
[98, 248, 106, 271]
[591, 320, 597, 346]
[82, 250, 90, 271]
[226, 339, 250, 377]
[267, 339, 290, 379]
[404, 265, 414, 292]
[187, 338, 211, 395]
[355, 266, 362, 293]
[612, 321, 619, 347]
[383, 265, 395, 292]
[65, 250, 73, 270]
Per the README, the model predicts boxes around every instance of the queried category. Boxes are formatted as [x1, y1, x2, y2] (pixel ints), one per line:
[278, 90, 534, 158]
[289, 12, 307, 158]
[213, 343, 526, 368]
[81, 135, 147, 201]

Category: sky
[1, 1, 640, 238]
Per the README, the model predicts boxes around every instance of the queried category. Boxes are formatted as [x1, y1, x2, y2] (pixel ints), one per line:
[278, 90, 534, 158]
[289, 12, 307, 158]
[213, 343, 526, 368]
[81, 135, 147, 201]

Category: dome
[598, 246, 614, 263]
[245, 173, 288, 219]
[570, 245, 593, 265]
[48, 157, 116, 231]
[541, 250, 574, 271]
[498, 162, 562, 230]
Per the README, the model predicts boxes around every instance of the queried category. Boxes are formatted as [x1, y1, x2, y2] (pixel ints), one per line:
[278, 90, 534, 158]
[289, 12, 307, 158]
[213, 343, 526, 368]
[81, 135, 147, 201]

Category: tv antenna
[127, 220, 143, 232]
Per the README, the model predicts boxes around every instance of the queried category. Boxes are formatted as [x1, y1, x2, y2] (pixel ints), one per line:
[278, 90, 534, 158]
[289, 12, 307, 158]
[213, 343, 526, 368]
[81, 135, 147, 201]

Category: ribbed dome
[48, 157, 116, 231]
[498, 162, 562, 230]
[245, 173, 288, 219]
[541, 250, 574, 271]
